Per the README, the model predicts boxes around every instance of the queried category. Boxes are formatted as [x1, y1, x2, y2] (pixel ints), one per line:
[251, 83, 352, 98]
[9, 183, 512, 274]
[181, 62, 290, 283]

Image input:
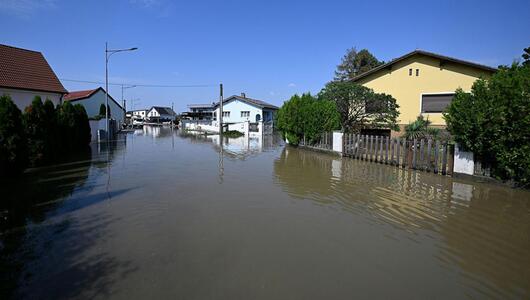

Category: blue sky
[1, 0, 529, 112]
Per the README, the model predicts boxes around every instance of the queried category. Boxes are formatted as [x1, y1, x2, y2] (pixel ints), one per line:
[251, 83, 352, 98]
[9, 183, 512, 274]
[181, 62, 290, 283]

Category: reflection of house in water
[180, 131, 283, 160]
[139, 125, 176, 139]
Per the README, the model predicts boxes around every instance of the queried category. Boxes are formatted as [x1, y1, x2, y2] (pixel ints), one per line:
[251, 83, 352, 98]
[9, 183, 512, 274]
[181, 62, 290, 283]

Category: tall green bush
[57, 102, 91, 151]
[276, 93, 340, 145]
[23, 97, 60, 166]
[444, 62, 530, 185]
[0, 95, 27, 177]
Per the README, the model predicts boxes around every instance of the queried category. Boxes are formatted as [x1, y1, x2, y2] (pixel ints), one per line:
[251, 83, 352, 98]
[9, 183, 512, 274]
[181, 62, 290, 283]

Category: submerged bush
[57, 102, 91, 151]
[0, 95, 27, 177]
[23, 97, 59, 166]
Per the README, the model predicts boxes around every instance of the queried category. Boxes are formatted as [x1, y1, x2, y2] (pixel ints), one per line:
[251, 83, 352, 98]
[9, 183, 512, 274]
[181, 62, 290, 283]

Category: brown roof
[64, 88, 98, 101]
[65, 87, 125, 111]
[351, 49, 497, 82]
[0, 44, 67, 94]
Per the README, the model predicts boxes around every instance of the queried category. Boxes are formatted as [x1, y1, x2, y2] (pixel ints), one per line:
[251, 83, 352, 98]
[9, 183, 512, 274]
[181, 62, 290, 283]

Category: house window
[222, 111, 230, 117]
[409, 68, 413, 76]
[416, 69, 420, 76]
[241, 111, 250, 118]
[421, 93, 455, 113]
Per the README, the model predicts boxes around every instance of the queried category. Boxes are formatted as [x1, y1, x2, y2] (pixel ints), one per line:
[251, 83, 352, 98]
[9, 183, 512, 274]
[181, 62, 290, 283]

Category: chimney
[241, 92, 246, 98]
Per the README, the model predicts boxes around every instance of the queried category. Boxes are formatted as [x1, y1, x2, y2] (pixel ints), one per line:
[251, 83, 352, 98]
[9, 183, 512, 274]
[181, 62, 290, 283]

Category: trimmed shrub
[276, 93, 340, 145]
[0, 95, 27, 177]
[23, 97, 60, 166]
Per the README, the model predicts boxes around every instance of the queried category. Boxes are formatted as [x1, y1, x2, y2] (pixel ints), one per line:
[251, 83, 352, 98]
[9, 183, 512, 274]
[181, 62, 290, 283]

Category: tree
[57, 102, 91, 151]
[444, 60, 530, 185]
[334, 48, 383, 81]
[0, 95, 27, 177]
[276, 93, 340, 145]
[23, 96, 48, 166]
[523, 46, 530, 66]
[99, 103, 106, 116]
[318, 81, 399, 133]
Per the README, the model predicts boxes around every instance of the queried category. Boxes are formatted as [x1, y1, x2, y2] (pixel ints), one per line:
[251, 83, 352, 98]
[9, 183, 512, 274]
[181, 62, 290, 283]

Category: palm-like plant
[404, 115, 440, 140]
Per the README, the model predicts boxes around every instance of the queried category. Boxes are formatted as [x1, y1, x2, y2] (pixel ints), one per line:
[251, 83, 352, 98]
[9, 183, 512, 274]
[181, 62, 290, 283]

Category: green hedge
[0, 95, 91, 177]
[444, 63, 530, 185]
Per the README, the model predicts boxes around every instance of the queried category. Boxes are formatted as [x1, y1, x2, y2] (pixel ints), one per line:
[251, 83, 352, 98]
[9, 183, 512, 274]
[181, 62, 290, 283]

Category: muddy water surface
[1, 127, 529, 299]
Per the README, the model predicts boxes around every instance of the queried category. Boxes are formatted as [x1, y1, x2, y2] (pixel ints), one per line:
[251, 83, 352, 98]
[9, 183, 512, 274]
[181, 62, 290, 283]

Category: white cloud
[0, 0, 56, 18]
[287, 83, 296, 87]
[269, 91, 276, 96]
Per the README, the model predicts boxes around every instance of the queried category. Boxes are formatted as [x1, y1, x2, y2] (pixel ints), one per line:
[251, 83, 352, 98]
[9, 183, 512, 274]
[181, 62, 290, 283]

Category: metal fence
[342, 134, 454, 176]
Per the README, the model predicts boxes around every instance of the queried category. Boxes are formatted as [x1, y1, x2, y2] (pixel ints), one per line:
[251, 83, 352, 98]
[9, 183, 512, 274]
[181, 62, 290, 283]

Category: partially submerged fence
[299, 132, 333, 151]
[342, 134, 454, 176]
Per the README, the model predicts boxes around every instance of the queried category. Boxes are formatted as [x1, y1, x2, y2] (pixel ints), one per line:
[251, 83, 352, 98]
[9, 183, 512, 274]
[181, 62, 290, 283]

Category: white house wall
[70, 89, 125, 125]
[215, 99, 263, 123]
[1, 87, 62, 111]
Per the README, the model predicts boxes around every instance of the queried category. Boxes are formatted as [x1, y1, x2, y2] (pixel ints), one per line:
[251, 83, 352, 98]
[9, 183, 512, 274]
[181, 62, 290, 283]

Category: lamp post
[121, 84, 136, 111]
[105, 42, 137, 135]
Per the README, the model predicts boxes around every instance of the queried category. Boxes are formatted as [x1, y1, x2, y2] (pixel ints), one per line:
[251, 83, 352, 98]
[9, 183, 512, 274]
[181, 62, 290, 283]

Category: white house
[214, 94, 278, 124]
[0, 44, 67, 110]
[182, 93, 278, 134]
[64, 87, 126, 127]
[130, 109, 148, 120]
[147, 106, 176, 122]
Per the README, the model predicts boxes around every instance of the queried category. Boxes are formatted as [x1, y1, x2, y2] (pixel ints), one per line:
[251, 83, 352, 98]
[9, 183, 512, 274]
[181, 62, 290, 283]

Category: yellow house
[352, 50, 496, 136]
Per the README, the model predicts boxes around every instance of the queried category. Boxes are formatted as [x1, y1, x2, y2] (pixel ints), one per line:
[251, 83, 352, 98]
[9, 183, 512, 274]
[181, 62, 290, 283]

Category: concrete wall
[69, 89, 125, 125]
[453, 143, 475, 175]
[356, 54, 494, 126]
[1, 87, 62, 111]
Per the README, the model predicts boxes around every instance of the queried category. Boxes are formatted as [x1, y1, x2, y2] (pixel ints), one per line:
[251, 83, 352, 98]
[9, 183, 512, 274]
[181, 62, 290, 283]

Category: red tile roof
[64, 88, 98, 101]
[0, 44, 67, 94]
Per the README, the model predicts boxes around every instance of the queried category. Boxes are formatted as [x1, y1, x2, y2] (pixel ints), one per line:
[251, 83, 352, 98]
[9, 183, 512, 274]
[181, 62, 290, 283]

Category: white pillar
[453, 143, 474, 175]
[332, 131, 343, 154]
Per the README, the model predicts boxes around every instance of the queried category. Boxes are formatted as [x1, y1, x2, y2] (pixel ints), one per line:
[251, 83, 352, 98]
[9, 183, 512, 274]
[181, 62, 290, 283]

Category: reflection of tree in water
[0, 141, 137, 299]
[273, 146, 530, 298]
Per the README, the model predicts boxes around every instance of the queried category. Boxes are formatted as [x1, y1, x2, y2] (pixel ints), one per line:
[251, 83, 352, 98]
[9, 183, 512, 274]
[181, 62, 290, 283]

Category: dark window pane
[422, 94, 454, 113]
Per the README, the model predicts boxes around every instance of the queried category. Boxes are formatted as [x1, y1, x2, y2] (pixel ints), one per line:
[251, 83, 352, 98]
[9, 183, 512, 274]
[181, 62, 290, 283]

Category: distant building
[182, 103, 215, 120]
[0, 44, 67, 110]
[214, 93, 278, 124]
[64, 87, 125, 127]
[130, 109, 148, 120]
[352, 50, 496, 136]
[147, 106, 176, 122]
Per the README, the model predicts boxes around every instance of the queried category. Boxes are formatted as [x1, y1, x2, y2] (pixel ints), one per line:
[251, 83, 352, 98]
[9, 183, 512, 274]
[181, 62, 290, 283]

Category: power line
[60, 78, 216, 88]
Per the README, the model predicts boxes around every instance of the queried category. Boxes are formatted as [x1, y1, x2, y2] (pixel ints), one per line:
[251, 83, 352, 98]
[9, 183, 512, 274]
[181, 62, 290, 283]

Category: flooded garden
[1, 126, 529, 299]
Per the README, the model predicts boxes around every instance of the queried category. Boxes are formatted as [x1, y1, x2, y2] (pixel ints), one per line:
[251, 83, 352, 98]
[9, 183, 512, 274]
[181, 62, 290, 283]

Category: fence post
[402, 139, 407, 168]
[412, 139, 418, 170]
[385, 137, 389, 164]
[442, 142, 448, 175]
[379, 136, 384, 163]
[374, 136, 379, 162]
[396, 138, 401, 166]
[419, 139, 425, 170]
[427, 139, 432, 172]
[434, 140, 440, 174]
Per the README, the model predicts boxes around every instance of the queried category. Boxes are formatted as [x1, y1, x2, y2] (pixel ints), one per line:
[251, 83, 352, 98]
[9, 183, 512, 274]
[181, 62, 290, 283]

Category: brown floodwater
[1, 126, 529, 299]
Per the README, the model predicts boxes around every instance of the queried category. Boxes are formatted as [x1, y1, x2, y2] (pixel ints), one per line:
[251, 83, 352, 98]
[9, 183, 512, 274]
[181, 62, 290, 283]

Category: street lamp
[121, 84, 136, 110]
[105, 42, 137, 135]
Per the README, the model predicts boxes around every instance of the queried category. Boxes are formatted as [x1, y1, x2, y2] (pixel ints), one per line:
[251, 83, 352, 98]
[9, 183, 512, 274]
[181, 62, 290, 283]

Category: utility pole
[219, 83, 223, 136]
[171, 101, 174, 128]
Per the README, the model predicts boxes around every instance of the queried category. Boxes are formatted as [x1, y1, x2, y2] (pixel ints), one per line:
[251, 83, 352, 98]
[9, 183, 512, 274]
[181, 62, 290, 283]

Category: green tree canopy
[0, 95, 27, 177]
[334, 48, 383, 81]
[444, 59, 530, 184]
[318, 81, 400, 133]
[276, 93, 340, 145]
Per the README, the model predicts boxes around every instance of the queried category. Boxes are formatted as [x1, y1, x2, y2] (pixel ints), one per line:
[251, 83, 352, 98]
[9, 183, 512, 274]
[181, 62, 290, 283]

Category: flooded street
[1, 126, 529, 299]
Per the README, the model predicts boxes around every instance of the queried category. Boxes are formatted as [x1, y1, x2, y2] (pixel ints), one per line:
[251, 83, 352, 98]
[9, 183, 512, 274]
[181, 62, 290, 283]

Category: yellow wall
[356, 54, 493, 126]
